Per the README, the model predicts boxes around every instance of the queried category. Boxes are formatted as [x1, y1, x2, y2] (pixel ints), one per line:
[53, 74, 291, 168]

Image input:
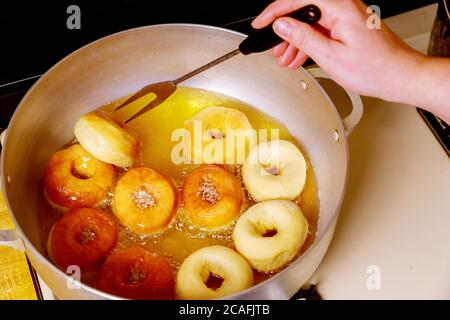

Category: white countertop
[309, 4, 450, 299]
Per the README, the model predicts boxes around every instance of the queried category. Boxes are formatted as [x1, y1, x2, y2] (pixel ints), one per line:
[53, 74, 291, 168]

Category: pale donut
[184, 106, 252, 164]
[176, 246, 253, 300]
[242, 140, 307, 201]
[74, 110, 139, 168]
[232, 200, 308, 272]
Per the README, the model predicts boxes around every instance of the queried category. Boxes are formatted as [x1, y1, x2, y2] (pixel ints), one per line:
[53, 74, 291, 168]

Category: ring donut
[232, 200, 308, 272]
[74, 110, 140, 168]
[47, 207, 118, 272]
[97, 247, 175, 300]
[176, 246, 253, 300]
[181, 165, 244, 230]
[184, 106, 252, 164]
[242, 140, 307, 201]
[112, 167, 177, 235]
[43, 144, 116, 210]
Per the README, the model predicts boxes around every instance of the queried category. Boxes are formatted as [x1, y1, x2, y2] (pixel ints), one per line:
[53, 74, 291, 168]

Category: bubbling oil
[37, 86, 320, 291]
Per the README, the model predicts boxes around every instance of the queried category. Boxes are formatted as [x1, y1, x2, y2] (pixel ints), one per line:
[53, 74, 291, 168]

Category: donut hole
[71, 158, 96, 180]
[205, 272, 224, 291]
[252, 221, 278, 238]
[76, 226, 97, 245]
[208, 129, 225, 140]
[261, 228, 278, 237]
[263, 165, 280, 176]
[127, 265, 148, 285]
[198, 179, 221, 205]
[260, 160, 281, 176]
[200, 264, 225, 291]
[131, 184, 157, 210]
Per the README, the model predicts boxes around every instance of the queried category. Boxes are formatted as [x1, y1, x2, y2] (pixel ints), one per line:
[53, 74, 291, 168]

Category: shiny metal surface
[119, 49, 241, 123]
[1, 24, 359, 299]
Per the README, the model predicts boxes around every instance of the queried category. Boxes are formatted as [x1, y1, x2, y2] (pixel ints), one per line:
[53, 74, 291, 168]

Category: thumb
[273, 17, 335, 64]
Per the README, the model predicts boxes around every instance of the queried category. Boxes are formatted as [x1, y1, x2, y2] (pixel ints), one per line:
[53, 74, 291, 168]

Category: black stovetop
[0, 0, 437, 85]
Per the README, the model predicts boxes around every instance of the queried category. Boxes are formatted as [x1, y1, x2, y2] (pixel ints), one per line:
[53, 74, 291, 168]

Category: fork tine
[115, 84, 157, 111]
[124, 95, 169, 123]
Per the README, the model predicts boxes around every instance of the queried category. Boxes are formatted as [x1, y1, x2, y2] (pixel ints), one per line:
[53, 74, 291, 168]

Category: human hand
[252, 0, 426, 103]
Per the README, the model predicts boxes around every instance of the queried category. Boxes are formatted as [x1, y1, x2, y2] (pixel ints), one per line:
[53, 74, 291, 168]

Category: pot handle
[307, 68, 363, 135]
[0, 229, 24, 251]
[0, 129, 25, 251]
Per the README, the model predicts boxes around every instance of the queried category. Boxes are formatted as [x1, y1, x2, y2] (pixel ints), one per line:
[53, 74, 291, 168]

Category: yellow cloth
[0, 191, 38, 300]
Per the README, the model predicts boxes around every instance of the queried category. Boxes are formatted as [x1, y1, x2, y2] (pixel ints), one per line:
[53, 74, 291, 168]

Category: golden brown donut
[47, 207, 118, 272]
[181, 164, 244, 230]
[112, 167, 177, 235]
[43, 144, 116, 210]
[97, 247, 175, 300]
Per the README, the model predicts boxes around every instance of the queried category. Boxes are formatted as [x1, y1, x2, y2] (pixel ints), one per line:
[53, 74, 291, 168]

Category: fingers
[278, 44, 298, 67]
[271, 41, 289, 57]
[272, 17, 336, 67]
[270, 42, 309, 70]
[287, 52, 309, 70]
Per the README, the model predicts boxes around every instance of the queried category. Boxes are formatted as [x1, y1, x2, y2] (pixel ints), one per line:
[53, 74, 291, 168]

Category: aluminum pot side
[1, 24, 351, 299]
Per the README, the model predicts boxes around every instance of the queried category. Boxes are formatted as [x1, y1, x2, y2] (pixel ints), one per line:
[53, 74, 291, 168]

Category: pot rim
[1, 23, 350, 300]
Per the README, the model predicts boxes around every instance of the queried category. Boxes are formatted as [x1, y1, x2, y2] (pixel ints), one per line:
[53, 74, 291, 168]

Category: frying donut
[74, 110, 140, 168]
[47, 207, 118, 272]
[97, 247, 175, 300]
[242, 140, 307, 201]
[184, 106, 253, 164]
[112, 167, 177, 235]
[43, 144, 116, 210]
[181, 165, 244, 230]
[232, 200, 309, 272]
[176, 246, 253, 299]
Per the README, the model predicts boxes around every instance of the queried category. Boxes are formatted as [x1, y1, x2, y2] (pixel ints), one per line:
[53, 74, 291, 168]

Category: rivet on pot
[333, 130, 340, 142]
[300, 80, 308, 91]
[6, 175, 11, 185]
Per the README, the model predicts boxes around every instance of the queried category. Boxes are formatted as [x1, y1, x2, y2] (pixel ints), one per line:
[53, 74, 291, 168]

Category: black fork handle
[239, 4, 322, 55]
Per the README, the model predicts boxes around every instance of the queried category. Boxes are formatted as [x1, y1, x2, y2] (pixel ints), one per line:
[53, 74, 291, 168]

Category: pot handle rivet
[333, 130, 340, 142]
[307, 68, 364, 136]
[300, 80, 308, 91]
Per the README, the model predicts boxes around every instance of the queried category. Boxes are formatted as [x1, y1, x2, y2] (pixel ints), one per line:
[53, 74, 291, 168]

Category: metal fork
[115, 5, 321, 123]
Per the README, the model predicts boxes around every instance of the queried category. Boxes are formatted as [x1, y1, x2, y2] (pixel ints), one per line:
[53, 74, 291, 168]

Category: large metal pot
[0, 24, 362, 299]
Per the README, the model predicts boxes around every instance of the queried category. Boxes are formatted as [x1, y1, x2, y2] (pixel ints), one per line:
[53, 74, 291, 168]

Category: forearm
[254, 0, 450, 124]
[397, 55, 450, 124]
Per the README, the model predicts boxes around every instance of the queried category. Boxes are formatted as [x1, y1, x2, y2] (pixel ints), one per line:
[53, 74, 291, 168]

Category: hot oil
[37, 86, 320, 288]
[106, 86, 319, 282]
